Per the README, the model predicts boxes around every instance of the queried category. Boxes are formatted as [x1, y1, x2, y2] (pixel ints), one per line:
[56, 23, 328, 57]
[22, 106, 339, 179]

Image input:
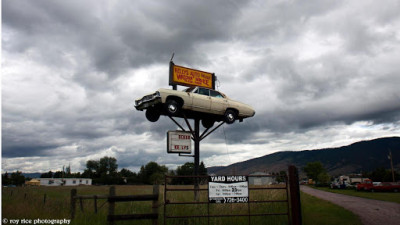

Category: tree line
[303, 161, 400, 186]
[2, 156, 208, 186]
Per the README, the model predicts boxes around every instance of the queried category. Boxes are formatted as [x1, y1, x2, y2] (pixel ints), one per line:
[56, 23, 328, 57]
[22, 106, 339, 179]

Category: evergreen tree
[303, 161, 328, 184]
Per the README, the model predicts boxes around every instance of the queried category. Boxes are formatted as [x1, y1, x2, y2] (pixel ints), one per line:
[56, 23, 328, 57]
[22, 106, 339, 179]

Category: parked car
[356, 179, 400, 192]
[135, 86, 255, 127]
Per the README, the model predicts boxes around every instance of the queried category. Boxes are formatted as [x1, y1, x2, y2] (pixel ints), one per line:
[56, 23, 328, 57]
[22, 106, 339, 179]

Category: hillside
[208, 137, 400, 176]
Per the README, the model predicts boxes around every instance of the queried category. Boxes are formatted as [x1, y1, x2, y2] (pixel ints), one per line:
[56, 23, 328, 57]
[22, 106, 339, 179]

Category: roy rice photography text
[2, 218, 71, 225]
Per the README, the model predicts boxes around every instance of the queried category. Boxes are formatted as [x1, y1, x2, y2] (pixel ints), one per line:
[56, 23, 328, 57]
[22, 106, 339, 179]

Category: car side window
[198, 88, 210, 96]
[210, 90, 224, 98]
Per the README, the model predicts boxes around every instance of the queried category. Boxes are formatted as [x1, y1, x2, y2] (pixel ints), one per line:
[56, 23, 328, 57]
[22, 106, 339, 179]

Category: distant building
[25, 179, 40, 186]
[36, 178, 92, 186]
[248, 172, 276, 185]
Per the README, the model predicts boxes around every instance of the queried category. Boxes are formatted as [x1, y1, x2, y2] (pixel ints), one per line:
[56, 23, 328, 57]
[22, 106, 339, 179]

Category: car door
[191, 87, 211, 113]
[210, 90, 228, 115]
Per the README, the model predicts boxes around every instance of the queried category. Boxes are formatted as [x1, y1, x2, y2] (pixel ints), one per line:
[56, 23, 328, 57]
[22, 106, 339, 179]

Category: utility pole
[388, 149, 395, 182]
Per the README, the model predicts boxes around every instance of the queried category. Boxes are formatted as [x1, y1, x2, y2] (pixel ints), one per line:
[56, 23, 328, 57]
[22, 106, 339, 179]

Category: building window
[73, 180, 76, 184]
[49, 180, 54, 185]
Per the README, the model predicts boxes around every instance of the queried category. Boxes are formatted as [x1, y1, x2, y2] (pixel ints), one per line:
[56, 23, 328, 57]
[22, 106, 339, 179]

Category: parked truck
[331, 175, 368, 189]
[356, 179, 400, 192]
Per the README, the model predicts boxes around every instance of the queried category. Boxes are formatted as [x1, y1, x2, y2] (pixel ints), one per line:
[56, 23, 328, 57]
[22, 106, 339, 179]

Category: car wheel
[224, 109, 237, 124]
[202, 119, 215, 129]
[145, 108, 160, 122]
[165, 100, 180, 116]
[394, 189, 399, 193]
[370, 189, 375, 193]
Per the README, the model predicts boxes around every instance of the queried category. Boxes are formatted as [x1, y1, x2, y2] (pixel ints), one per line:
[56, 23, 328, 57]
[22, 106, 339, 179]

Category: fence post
[108, 186, 116, 225]
[94, 195, 98, 214]
[70, 189, 77, 219]
[288, 165, 302, 225]
[43, 194, 47, 205]
[79, 197, 84, 212]
[152, 185, 159, 225]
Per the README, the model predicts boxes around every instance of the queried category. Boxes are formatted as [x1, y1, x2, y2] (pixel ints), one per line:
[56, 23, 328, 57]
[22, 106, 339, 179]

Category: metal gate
[163, 165, 301, 225]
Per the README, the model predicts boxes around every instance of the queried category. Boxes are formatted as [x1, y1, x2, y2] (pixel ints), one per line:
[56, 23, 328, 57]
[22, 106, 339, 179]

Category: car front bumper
[134, 92, 162, 110]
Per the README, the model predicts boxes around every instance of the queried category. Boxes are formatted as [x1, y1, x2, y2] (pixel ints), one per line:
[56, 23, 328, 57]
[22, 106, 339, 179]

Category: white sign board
[208, 176, 249, 203]
[167, 131, 192, 154]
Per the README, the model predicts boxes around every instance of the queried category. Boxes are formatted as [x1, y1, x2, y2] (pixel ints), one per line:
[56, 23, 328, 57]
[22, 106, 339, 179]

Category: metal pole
[194, 118, 200, 176]
[389, 149, 395, 182]
[194, 118, 200, 201]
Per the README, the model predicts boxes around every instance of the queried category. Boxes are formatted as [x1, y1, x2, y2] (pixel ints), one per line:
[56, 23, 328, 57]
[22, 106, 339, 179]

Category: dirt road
[301, 186, 400, 225]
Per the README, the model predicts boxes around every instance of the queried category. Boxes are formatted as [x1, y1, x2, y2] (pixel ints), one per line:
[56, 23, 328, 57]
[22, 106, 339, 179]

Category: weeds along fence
[70, 185, 160, 225]
[4, 189, 49, 204]
[1, 186, 72, 219]
[70, 189, 109, 217]
[2, 166, 301, 225]
[163, 165, 302, 225]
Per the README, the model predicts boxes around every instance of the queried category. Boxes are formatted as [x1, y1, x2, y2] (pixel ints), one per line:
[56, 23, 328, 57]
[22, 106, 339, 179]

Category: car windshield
[184, 87, 196, 92]
[210, 90, 224, 98]
[198, 88, 210, 96]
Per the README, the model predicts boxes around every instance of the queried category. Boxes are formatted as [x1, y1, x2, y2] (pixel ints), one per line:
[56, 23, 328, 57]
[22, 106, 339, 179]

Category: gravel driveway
[301, 186, 400, 225]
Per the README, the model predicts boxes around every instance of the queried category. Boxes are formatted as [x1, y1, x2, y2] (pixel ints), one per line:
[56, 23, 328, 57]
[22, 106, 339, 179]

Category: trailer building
[36, 178, 92, 186]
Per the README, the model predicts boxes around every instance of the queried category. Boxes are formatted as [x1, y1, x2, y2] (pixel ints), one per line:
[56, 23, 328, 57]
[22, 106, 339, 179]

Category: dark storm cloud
[3, 0, 245, 80]
[2, 0, 400, 172]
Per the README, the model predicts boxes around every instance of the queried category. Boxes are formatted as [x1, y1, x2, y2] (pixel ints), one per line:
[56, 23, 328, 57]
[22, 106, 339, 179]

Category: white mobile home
[36, 178, 92, 186]
[249, 172, 276, 185]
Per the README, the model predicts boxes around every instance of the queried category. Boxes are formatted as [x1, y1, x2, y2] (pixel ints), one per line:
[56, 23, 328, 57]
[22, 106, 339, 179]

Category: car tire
[224, 109, 237, 124]
[165, 99, 180, 116]
[202, 119, 215, 129]
[145, 108, 160, 122]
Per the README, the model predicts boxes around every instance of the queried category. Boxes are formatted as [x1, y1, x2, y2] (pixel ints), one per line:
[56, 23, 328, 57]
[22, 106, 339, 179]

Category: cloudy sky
[2, 0, 400, 173]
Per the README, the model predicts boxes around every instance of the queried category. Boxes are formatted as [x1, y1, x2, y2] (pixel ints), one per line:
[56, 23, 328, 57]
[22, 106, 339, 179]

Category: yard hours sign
[169, 61, 216, 89]
[167, 131, 192, 154]
[208, 176, 249, 203]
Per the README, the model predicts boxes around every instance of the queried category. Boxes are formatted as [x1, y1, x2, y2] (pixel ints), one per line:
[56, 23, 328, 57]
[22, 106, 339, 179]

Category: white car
[135, 87, 255, 128]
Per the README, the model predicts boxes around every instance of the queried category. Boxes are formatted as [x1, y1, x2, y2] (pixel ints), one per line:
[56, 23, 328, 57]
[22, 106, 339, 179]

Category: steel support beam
[167, 113, 227, 200]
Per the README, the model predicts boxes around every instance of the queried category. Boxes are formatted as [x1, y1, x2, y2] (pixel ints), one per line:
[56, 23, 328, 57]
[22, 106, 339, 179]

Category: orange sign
[170, 64, 215, 89]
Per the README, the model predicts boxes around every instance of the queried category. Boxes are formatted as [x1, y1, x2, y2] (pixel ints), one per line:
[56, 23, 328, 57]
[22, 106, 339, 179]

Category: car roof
[185, 86, 228, 97]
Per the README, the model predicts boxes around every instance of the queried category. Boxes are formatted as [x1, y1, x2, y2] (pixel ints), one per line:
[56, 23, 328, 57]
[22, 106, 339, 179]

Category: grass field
[312, 186, 400, 204]
[300, 192, 362, 225]
[2, 185, 361, 225]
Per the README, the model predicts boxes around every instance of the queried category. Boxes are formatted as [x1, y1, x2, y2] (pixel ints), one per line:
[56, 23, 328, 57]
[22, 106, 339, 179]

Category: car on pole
[135, 86, 255, 127]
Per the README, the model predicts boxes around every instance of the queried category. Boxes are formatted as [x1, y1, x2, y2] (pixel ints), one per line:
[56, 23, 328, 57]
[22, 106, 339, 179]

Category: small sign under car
[167, 131, 192, 154]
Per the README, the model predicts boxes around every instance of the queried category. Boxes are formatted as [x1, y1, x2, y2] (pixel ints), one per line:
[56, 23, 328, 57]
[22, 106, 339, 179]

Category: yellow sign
[171, 64, 214, 89]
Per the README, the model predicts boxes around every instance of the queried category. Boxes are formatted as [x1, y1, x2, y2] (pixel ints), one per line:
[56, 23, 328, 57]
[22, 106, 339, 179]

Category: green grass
[301, 192, 362, 225]
[2, 185, 362, 225]
[312, 186, 400, 204]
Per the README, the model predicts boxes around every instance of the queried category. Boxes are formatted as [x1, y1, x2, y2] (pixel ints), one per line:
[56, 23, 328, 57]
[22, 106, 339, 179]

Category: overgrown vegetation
[312, 186, 400, 204]
[2, 185, 362, 225]
[362, 167, 400, 182]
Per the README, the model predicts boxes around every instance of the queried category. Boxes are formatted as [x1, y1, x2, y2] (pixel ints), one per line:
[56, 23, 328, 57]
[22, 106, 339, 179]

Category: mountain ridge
[207, 137, 400, 176]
